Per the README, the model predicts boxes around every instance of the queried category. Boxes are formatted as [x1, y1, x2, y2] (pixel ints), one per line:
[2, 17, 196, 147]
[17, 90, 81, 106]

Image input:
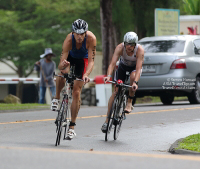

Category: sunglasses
[124, 42, 136, 47]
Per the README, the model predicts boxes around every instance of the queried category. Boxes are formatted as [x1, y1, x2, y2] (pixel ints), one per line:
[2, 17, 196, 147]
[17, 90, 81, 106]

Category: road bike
[54, 66, 83, 146]
[105, 72, 133, 141]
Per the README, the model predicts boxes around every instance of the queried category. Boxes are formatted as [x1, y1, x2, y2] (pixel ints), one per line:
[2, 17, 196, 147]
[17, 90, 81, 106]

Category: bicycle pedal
[64, 136, 72, 141]
[62, 121, 67, 127]
[54, 120, 58, 126]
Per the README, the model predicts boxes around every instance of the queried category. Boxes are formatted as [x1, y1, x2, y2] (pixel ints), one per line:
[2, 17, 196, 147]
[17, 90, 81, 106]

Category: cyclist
[101, 31, 144, 133]
[51, 19, 96, 140]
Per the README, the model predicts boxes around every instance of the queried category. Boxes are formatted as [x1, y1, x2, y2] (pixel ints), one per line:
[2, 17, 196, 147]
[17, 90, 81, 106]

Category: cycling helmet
[72, 19, 88, 34]
[123, 32, 138, 45]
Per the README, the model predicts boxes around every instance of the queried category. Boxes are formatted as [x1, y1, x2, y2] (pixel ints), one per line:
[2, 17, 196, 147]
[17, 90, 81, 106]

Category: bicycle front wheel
[55, 102, 65, 146]
[105, 97, 118, 141]
[114, 95, 126, 140]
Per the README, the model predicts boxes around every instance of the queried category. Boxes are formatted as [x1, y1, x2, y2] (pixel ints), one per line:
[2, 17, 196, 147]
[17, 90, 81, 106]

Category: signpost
[155, 8, 180, 36]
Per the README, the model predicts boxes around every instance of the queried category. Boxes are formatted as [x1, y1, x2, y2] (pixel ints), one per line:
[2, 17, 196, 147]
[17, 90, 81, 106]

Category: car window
[193, 39, 200, 55]
[139, 40, 185, 53]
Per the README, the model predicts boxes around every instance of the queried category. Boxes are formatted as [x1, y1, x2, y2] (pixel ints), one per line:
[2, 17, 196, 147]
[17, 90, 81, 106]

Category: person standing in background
[35, 48, 56, 104]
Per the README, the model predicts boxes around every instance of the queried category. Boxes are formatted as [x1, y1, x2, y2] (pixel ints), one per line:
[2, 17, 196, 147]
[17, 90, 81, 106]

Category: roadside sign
[155, 8, 180, 36]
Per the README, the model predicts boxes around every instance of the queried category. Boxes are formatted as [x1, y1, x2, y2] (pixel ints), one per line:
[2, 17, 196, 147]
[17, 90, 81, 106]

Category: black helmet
[72, 19, 88, 34]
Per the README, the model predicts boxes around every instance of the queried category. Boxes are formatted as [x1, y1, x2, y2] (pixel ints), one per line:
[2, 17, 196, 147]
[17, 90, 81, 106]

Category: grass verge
[176, 134, 200, 152]
[0, 96, 188, 111]
[136, 96, 188, 104]
[0, 103, 49, 111]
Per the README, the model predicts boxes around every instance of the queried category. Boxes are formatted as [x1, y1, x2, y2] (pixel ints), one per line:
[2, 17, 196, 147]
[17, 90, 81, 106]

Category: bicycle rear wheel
[114, 95, 126, 140]
[55, 102, 65, 146]
[105, 97, 118, 141]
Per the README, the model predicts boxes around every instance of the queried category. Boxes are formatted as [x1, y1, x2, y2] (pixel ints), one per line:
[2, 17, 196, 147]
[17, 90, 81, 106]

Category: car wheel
[188, 76, 200, 104]
[160, 93, 174, 105]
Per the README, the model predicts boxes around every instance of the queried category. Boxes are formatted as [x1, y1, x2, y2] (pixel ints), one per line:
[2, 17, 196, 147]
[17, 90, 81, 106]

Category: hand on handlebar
[83, 74, 90, 84]
[104, 76, 111, 84]
[60, 60, 70, 74]
[132, 83, 138, 91]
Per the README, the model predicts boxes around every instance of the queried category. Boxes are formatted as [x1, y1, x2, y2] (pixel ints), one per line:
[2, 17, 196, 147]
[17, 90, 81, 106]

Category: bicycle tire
[114, 94, 126, 140]
[63, 104, 69, 140]
[55, 101, 65, 146]
[105, 97, 118, 141]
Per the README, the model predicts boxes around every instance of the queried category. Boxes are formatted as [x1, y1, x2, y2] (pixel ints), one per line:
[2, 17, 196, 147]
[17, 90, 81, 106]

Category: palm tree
[183, 0, 200, 15]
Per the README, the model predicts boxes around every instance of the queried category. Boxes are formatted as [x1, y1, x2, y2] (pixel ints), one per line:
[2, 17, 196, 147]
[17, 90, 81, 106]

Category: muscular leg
[124, 71, 136, 112]
[70, 80, 84, 129]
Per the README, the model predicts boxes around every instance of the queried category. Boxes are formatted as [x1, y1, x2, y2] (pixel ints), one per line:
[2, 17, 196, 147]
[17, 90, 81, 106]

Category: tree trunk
[16, 65, 24, 102]
[100, 0, 114, 75]
[129, 0, 147, 39]
[16, 81, 23, 102]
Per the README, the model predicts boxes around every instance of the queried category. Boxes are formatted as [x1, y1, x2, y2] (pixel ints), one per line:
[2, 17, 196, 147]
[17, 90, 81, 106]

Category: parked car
[134, 35, 200, 105]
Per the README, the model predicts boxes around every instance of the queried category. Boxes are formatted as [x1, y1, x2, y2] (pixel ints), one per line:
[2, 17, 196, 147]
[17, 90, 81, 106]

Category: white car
[136, 35, 200, 105]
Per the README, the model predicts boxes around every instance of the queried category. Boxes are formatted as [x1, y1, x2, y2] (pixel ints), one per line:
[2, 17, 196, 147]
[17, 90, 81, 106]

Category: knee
[73, 90, 81, 99]
[56, 76, 65, 85]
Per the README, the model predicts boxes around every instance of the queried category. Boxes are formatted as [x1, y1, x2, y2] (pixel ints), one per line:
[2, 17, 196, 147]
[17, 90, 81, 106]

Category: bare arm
[131, 45, 144, 91]
[107, 43, 123, 76]
[134, 45, 144, 82]
[84, 35, 96, 76]
[58, 33, 72, 70]
[83, 33, 97, 83]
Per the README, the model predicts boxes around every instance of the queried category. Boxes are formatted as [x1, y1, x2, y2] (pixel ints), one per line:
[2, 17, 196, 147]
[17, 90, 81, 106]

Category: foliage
[0, 0, 191, 78]
[183, 0, 200, 15]
[112, 0, 134, 43]
[0, 0, 101, 78]
[129, 0, 184, 38]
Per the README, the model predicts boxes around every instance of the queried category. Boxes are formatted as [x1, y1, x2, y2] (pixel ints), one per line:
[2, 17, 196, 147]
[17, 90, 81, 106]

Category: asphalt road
[1, 101, 200, 169]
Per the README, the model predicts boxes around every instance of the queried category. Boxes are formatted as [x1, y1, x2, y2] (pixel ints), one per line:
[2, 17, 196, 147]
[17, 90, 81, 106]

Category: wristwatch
[134, 81, 138, 85]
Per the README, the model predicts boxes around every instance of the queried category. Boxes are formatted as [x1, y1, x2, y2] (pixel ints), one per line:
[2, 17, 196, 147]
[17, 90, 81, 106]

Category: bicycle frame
[105, 71, 133, 141]
[54, 66, 80, 146]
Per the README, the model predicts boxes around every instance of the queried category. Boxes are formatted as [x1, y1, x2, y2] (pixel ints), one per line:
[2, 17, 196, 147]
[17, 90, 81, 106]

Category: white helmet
[123, 32, 138, 45]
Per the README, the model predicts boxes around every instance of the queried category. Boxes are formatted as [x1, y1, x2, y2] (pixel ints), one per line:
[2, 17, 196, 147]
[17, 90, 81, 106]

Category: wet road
[1, 101, 200, 168]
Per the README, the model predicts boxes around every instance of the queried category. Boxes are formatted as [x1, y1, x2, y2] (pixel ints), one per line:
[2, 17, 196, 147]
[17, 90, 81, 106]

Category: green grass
[177, 134, 200, 152]
[0, 103, 49, 111]
[0, 96, 188, 110]
[136, 96, 188, 104]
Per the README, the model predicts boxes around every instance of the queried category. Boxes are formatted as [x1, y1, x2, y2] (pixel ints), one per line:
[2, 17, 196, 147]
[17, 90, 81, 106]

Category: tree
[183, 0, 200, 15]
[0, 0, 101, 100]
[112, 0, 134, 43]
[100, 0, 116, 75]
[129, 0, 183, 39]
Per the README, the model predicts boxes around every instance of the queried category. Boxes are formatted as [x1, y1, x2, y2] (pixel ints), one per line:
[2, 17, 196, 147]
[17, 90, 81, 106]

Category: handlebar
[54, 73, 83, 81]
[108, 80, 136, 90]
[107, 80, 135, 89]
[53, 72, 92, 82]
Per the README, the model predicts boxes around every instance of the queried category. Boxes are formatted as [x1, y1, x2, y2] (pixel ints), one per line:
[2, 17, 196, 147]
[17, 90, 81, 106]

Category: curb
[169, 138, 200, 155]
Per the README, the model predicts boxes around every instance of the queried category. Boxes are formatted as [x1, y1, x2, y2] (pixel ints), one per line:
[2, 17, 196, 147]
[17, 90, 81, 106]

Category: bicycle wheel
[55, 101, 65, 146]
[105, 97, 118, 141]
[114, 94, 126, 140]
[63, 104, 69, 140]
